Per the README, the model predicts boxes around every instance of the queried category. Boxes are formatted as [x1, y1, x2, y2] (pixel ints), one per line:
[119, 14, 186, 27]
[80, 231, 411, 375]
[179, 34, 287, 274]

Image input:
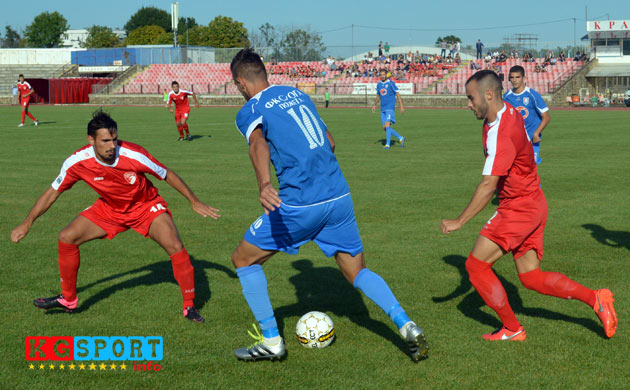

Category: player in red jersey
[11, 110, 220, 322]
[167, 81, 199, 141]
[441, 70, 617, 340]
[17, 74, 38, 127]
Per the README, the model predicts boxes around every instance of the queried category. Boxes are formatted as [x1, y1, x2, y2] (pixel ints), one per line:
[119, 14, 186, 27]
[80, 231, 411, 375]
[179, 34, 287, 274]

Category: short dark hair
[230, 48, 267, 81]
[171, 81, 179, 86]
[509, 65, 525, 76]
[18, 74, 24, 78]
[87, 109, 117, 137]
[466, 70, 502, 96]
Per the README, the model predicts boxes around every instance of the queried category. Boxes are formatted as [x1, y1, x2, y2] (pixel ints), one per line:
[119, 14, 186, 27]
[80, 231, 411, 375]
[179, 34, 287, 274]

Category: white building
[586, 20, 630, 60]
[62, 29, 126, 48]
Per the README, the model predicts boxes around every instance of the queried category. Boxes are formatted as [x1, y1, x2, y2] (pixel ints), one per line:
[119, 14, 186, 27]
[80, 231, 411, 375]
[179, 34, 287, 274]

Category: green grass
[1, 105, 628, 389]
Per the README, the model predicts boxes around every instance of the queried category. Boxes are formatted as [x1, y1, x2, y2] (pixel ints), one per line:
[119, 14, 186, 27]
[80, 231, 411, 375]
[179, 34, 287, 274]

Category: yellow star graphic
[59, 364, 65, 370]
[99, 363, 107, 370]
[69, 364, 76, 370]
[79, 363, 85, 370]
[110, 363, 117, 370]
[39, 364, 45, 370]
[49, 364, 55, 370]
[29, 364, 34, 370]
[89, 363, 96, 370]
[120, 363, 127, 370]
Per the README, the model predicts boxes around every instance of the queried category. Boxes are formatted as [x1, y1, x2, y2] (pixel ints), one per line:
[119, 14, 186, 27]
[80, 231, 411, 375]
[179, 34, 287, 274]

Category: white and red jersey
[51, 141, 168, 213]
[168, 90, 193, 111]
[482, 103, 541, 199]
[17, 81, 33, 99]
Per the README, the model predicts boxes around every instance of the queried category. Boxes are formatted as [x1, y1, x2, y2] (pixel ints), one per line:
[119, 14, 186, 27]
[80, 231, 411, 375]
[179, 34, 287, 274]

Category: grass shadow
[433, 254, 605, 337]
[582, 223, 630, 250]
[274, 259, 409, 357]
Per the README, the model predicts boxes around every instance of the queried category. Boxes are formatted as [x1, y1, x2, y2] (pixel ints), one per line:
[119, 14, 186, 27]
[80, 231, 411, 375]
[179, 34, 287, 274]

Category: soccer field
[1, 105, 628, 389]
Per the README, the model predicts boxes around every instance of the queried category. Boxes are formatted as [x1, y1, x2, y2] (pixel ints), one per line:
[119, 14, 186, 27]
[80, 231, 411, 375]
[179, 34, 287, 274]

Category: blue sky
[3, 0, 629, 55]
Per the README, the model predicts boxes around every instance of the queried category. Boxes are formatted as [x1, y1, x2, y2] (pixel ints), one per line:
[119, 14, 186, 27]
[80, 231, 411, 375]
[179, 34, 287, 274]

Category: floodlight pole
[172, 2, 179, 47]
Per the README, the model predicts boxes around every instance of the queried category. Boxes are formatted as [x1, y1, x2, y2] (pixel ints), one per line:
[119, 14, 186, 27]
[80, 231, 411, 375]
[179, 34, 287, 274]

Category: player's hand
[371, 105, 376, 113]
[400, 106, 405, 115]
[192, 200, 221, 219]
[532, 132, 541, 143]
[168, 107, 173, 113]
[441, 219, 462, 234]
[195, 103, 200, 109]
[259, 182, 281, 215]
[11, 222, 31, 243]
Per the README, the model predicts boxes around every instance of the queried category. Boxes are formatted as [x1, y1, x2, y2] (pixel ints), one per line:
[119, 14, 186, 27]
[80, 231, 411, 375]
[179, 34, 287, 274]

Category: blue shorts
[381, 110, 396, 126]
[243, 193, 363, 258]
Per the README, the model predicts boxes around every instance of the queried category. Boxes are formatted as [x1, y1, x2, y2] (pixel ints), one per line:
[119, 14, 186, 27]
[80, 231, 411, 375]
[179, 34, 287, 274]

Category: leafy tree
[435, 35, 462, 44]
[186, 25, 212, 46]
[24, 11, 69, 48]
[249, 23, 281, 59]
[207, 15, 249, 48]
[125, 6, 196, 34]
[83, 25, 122, 48]
[280, 28, 325, 61]
[125, 25, 172, 45]
[179, 17, 197, 31]
[2, 26, 21, 48]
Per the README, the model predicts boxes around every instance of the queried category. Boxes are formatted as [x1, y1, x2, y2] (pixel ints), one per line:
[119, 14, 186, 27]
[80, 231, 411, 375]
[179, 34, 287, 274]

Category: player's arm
[24, 88, 34, 98]
[441, 175, 499, 234]
[164, 169, 220, 219]
[166, 96, 173, 112]
[249, 128, 281, 214]
[326, 130, 335, 153]
[372, 94, 380, 113]
[396, 92, 405, 115]
[191, 93, 200, 108]
[11, 187, 61, 243]
[532, 111, 550, 143]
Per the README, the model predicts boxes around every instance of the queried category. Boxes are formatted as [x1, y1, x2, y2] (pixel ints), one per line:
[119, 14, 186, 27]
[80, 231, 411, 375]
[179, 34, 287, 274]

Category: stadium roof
[586, 64, 630, 77]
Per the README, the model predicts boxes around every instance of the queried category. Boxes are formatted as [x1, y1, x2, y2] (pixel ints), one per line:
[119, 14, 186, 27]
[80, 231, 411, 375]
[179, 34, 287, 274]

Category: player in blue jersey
[372, 69, 406, 149]
[229, 49, 428, 362]
[504, 65, 551, 164]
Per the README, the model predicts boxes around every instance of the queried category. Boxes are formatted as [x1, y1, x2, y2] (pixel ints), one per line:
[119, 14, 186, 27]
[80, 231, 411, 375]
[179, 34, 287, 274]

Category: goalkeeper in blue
[372, 69, 406, 149]
[229, 48, 429, 362]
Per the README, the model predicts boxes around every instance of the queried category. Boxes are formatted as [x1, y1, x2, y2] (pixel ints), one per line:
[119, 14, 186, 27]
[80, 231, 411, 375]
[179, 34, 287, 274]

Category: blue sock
[389, 127, 402, 141]
[385, 127, 392, 146]
[353, 268, 411, 330]
[236, 265, 279, 338]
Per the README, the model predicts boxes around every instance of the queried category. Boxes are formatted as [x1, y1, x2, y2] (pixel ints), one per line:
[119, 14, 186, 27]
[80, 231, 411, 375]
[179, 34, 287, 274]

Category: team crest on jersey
[523, 97, 530, 105]
[380, 88, 388, 96]
[124, 171, 137, 185]
[516, 106, 529, 119]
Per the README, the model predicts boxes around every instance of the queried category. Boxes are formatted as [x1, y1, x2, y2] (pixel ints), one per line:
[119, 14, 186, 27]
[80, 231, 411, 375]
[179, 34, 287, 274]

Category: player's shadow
[582, 224, 630, 250]
[274, 259, 409, 356]
[188, 135, 210, 141]
[432, 255, 605, 337]
[375, 138, 401, 146]
[44, 256, 235, 315]
[33, 121, 56, 125]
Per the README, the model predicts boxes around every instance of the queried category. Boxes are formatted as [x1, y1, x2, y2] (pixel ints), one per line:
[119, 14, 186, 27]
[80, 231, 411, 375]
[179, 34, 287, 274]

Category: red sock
[183, 123, 189, 134]
[170, 248, 195, 309]
[519, 268, 596, 307]
[58, 241, 80, 301]
[176, 124, 184, 137]
[21, 111, 26, 124]
[466, 253, 521, 331]
[27, 111, 37, 122]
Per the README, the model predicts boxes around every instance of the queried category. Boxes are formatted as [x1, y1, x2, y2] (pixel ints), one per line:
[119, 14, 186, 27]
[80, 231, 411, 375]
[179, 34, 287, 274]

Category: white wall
[0, 48, 84, 64]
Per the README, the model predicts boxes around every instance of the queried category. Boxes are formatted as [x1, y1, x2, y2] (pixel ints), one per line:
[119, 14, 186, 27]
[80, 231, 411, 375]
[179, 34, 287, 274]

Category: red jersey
[17, 81, 33, 98]
[482, 103, 540, 200]
[168, 90, 193, 111]
[51, 141, 168, 213]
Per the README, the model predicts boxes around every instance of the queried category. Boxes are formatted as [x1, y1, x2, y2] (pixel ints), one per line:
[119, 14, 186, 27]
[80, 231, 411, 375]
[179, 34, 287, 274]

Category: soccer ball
[296, 311, 335, 349]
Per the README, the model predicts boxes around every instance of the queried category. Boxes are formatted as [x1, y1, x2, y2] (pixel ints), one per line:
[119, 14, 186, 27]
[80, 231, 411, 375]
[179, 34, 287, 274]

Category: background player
[372, 69, 405, 149]
[167, 81, 199, 141]
[440, 71, 616, 341]
[230, 49, 428, 362]
[16, 74, 38, 127]
[504, 65, 550, 164]
[11, 110, 220, 322]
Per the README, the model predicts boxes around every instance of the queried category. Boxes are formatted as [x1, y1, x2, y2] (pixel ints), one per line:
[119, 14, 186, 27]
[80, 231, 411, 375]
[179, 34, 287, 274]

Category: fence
[72, 46, 216, 66]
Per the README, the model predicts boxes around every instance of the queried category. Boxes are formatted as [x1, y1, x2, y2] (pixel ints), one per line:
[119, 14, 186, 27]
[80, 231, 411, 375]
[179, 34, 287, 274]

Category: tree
[83, 25, 121, 48]
[125, 6, 196, 34]
[124, 25, 172, 45]
[207, 15, 249, 48]
[24, 11, 69, 48]
[280, 27, 325, 61]
[435, 35, 462, 44]
[2, 26, 21, 48]
[186, 25, 213, 46]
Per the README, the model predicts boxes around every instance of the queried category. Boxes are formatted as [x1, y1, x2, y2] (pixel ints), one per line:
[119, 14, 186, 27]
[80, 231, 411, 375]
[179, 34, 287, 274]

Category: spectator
[12, 84, 18, 106]
[378, 41, 383, 56]
[384, 42, 390, 55]
[476, 39, 484, 59]
[440, 40, 447, 58]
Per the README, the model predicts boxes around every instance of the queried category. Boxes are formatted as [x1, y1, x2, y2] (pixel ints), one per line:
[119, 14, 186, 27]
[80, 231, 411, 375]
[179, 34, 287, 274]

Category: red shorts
[175, 109, 190, 122]
[21, 97, 30, 108]
[480, 189, 548, 260]
[80, 196, 172, 240]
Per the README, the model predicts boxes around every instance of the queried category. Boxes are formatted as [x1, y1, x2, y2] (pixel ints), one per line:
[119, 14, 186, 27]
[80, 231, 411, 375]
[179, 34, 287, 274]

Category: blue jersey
[376, 79, 399, 111]
[504, 87, 549, 139]
[235, 85, 350, 206]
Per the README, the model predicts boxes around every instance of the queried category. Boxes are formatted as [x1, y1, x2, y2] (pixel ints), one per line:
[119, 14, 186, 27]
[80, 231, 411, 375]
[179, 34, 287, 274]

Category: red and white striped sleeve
[482, 122, 516, 177]
[119, 143, 168, 180]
